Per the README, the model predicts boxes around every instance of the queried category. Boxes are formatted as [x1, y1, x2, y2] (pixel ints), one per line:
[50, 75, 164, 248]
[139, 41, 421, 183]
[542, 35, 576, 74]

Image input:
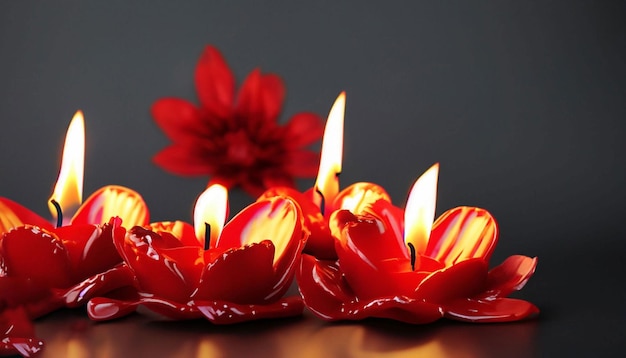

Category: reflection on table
[36, 309, 538, 357]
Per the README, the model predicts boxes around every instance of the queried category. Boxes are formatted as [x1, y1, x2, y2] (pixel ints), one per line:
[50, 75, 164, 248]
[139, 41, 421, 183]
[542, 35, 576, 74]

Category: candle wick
[335, 171, 341, 178]
[204, 222, 211, 251]
[315, 187, 326, 216]
[50, 199, 63, 228]
[407, 243, 416, 271]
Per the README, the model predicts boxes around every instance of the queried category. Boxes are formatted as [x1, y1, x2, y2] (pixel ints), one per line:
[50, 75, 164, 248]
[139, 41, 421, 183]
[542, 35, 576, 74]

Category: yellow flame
[48, 110, 85, 221]
[404, 163, 439, 255]
[194, 184, 228, 247]
[314, 92, 345, 212]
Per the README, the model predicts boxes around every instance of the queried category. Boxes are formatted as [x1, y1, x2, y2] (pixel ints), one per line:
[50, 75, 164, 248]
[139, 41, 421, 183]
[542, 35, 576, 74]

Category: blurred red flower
[152, 46, 324, 196]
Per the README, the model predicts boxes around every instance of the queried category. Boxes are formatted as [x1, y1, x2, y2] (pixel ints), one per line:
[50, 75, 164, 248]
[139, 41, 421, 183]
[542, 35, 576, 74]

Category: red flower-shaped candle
[87, 184, 307, 324]
[298, 164, 539, 323]
[0, 111, 149, 318]
[152, 45, 324, 196]
[259, 93, 400, 259]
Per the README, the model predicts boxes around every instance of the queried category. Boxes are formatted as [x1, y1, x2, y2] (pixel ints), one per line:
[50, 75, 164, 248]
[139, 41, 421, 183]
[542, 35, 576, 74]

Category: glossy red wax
[87, 196, 307, 324]
[259, 182, 401, 259]
[0, 306, 44, 357]
[297, 200, 538, 323]
[0, 186, 150, 319]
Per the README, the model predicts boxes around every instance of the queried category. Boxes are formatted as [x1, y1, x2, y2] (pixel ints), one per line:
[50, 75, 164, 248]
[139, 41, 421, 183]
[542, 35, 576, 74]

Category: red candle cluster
[0, 54, 539, 358]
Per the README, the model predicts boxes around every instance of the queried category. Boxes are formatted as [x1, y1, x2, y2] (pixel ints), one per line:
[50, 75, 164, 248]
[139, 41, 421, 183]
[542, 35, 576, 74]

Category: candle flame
[404, 163, 439, 255]
[48, 110, 85, 222]
[194, 184, 228, 248]
[314, 92, 345, 212]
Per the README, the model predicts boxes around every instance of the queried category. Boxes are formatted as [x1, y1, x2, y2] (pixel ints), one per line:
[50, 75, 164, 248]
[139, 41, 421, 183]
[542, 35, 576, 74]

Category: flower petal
[151, 98, 206, 143]
[426, 207, 498, 266]
[356, 296, 444, 324]
[153, 144, 215, 176]
[88, 294, 202, 321]
[56, 220, 121, 280]
[194, 242, 277, 304]
[113, 224, 203, 303]
[477, 255, 538, 300]
[150, 221, 200, 248]
[360, 199, 406, 251]
[333, 211, 424, 299]
[0, 197, 54, 235]
[212, 197, 305, 301]
[235, 69, 285, 123]
[195, 296, 304, 324]
[334, 183, 393, 217]
[195, 46, 235, 118]
[284, 150, 320, 177]
[416, 258, 488, 303]
[259, 187, 335, 259]
[71, 186, 149, 227]
[216, 197, 302, 266]
[62, 264, 136, 308]
[0, 226, 73, 288]
[297, 254, 358, 319]
[444, 297, 539, 323]
[297, 255, 442, 323]
[283, 112, 324, 148]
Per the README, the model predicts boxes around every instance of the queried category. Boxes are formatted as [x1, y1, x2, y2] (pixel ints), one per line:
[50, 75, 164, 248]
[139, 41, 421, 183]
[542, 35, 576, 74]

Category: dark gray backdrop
[1, 1, 625, 356]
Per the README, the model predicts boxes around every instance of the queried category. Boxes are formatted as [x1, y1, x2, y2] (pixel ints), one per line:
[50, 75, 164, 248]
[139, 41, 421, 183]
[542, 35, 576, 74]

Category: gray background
[1, 1, 625, 356]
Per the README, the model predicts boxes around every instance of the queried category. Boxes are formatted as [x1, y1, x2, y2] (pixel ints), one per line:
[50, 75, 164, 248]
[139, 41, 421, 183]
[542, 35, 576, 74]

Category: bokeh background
[1, 1, 625, 356]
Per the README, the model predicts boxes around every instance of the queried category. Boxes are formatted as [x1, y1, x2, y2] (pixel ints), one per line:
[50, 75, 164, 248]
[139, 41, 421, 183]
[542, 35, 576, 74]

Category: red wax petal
[55, 220, 121, 281]
[297, 254, 358, 319]
[334, 210, 409, 263]
[333, 183, 393, 217]
[283, 112, 324, 148]
[359, 199, 405, 242]
[0, 306, 44, 357]
[88, 295, 202, 321]
[235, 69, 285, 124]
[258, 187, 335, 259]
[354, 296, 444, 324]
[444, 297, 539, 323]
[62, 264, 136, 308]
[478, 255, 538, 300]
[215, 197, 300, 257]
[113, 225, 203, 303]
[195, 46, 235, 118]
[87, 296, 140, 321]
[260, 172, 296, 194]
[151, 98, 206, 143]
[297, 255, 442, 323]
[427, 207, 498, 266]
[416, 259, 488, 303]
[195, 242, 276, 304]
[0, 197, 54, 234]
[153, 145, 215, 176]
[150, 221, 200, 248]
[0, 226, 73, 288]
[195, 296, 304, 324]
[333, 211, 425, 299]
[71, 186, 149, 227]
[0, 278, 51, 310]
